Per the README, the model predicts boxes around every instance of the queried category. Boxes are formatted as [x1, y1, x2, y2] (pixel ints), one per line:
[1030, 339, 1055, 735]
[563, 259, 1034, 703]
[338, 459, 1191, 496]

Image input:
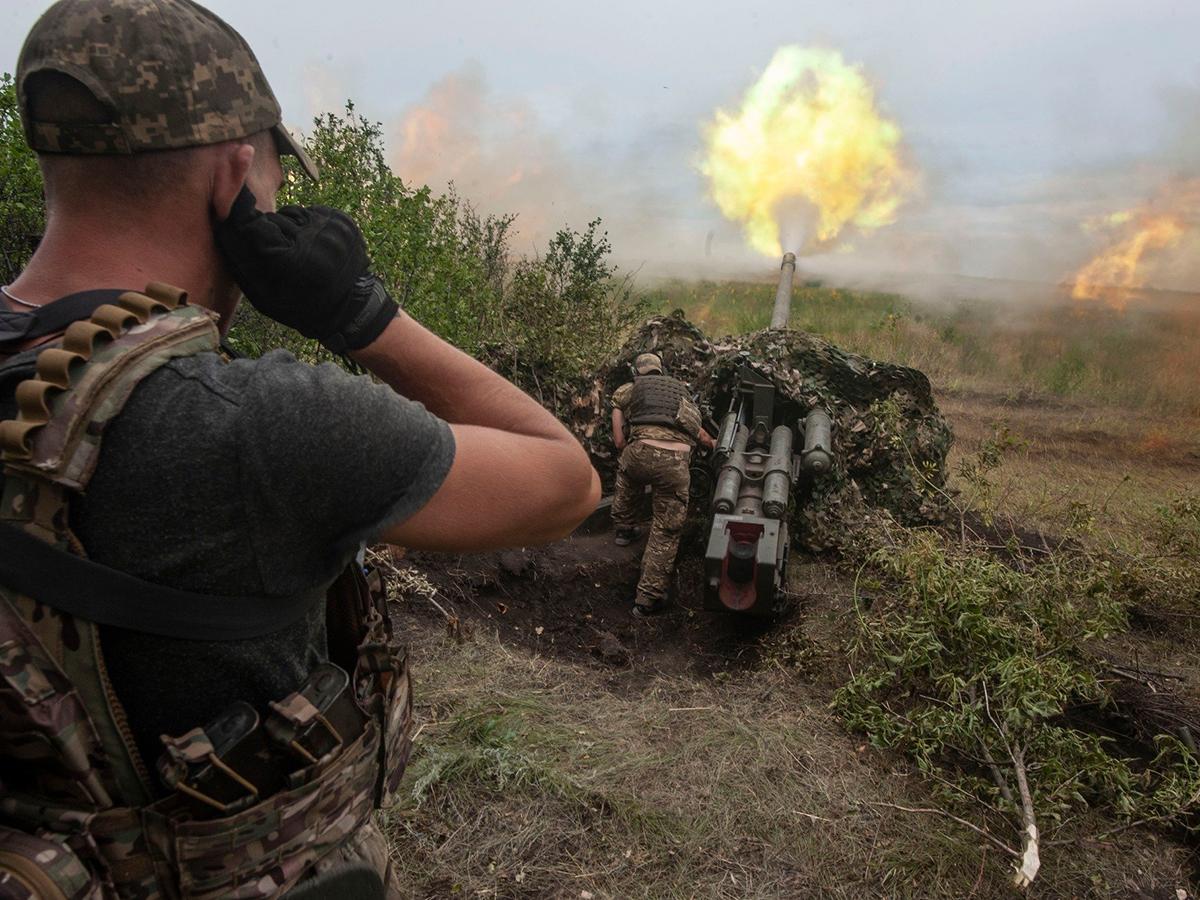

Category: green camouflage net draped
[557, 311, 954, 553]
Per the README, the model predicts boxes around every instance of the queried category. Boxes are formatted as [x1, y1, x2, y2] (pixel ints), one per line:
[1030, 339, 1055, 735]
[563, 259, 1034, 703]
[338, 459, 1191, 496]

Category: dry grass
[381, 620, 1194, 899]
[941, 391, 1198, 545]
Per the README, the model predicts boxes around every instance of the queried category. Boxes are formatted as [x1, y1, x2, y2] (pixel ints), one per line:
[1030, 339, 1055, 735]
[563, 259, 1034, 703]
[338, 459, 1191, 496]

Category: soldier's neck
[8, 211, 239, 330]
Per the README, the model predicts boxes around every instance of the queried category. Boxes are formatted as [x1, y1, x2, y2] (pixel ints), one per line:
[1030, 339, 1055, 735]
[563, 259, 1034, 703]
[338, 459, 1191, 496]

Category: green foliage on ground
[832, 433, 1200, 882]
[838, 535, 1124, 809]
[1156, 493, 1200, 560]
[0, 73, 44, 287]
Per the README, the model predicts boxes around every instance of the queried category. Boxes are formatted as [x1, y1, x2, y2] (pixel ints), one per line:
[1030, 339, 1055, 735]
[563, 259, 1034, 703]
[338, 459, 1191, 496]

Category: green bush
[484, 219, 647, 379]
[1045, 344, 1089, 395]
[0, 73, 44, 286]
[835, 533, 1131, 804]
[233, 103, 647, 379]
[834, 500, 1200, 884]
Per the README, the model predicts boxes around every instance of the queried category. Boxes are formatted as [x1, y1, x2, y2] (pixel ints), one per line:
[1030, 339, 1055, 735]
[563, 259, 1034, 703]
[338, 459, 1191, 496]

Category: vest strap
[0, 520, 319, 640]
[0, 290, 125, 355]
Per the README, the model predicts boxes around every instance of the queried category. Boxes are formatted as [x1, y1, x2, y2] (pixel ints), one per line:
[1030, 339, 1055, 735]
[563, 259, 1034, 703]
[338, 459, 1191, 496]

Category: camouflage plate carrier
[0, 285, 412, 898]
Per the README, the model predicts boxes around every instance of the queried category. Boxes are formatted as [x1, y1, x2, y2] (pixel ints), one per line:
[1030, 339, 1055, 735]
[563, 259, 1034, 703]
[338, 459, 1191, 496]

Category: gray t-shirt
[66, 349, 455, 776]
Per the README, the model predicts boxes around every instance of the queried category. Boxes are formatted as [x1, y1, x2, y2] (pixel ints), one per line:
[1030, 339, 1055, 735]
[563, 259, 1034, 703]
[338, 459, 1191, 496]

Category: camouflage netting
[485, 310, 954, 553]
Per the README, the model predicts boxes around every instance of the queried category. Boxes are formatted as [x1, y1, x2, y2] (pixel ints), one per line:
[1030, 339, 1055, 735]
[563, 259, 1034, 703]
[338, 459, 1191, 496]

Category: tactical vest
[627, 375, 693, 436]
[0, 285, 412, 899]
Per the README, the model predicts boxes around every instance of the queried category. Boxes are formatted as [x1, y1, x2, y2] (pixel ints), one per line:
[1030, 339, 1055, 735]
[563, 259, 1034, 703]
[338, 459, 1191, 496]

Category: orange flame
[1070, 180, 1199, 310]
[700, 46, 916, 258]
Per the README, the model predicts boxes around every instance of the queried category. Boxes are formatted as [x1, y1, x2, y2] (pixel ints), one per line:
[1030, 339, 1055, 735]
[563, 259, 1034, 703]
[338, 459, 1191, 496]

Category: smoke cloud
[383, 64, 789, 279]
[388, 64, 580, 244]
[386, 64, 691, 267]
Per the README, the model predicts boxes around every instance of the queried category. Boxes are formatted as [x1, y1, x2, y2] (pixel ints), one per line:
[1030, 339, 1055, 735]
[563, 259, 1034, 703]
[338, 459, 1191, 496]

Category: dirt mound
[562, 311, 953, 552]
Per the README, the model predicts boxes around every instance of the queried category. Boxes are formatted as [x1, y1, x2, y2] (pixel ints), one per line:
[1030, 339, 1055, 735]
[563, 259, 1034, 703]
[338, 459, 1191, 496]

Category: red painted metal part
[717, 521, 763, 611]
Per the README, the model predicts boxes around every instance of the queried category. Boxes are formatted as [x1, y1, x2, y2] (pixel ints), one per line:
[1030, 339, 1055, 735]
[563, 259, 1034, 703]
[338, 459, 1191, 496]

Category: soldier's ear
[210, 141, 256, 221]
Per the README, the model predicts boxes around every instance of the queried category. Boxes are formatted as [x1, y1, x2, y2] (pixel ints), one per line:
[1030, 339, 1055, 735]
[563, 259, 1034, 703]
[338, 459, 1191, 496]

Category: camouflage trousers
[612, 441, 691, 606]
[303, 818, 401, 897]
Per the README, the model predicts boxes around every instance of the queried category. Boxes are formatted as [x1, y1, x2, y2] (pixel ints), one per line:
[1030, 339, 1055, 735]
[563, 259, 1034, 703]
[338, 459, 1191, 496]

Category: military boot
[631, 598, 667, 618]
[614, 526, 643, 546]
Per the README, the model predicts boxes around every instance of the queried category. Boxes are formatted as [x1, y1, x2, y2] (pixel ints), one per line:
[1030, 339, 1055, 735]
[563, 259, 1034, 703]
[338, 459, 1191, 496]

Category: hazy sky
[3, 0, 1198, 288]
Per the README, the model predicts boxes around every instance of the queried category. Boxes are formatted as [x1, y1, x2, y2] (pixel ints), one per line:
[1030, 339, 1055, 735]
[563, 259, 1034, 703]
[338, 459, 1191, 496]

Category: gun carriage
[699, 253, 833, 616]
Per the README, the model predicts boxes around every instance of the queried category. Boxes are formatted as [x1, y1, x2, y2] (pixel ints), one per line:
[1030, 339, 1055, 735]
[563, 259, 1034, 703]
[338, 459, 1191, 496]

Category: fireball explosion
[700, 46, 916, 258]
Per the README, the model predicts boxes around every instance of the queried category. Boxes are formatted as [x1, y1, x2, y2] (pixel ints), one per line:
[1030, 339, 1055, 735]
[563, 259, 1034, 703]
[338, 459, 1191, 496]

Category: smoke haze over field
[3, 0, 1199, 294]
[384, 64, 695, 266]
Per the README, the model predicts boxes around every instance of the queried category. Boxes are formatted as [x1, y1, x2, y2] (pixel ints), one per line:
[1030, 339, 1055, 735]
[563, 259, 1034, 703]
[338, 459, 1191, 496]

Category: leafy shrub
[1045, 345, 1089, 395]
[835, 533, 1131, 807]
[835, 503, 1200, 884]
[0, 73, 44, 286]
[233, 103, 647, 379]
[1155, 493, 1200, 560]
[483, 219, 648, 380]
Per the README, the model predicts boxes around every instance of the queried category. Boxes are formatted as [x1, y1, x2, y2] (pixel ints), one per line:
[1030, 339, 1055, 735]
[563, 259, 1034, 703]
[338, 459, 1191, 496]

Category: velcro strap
[0, 521, 318, 640]
[160, 728, 217, 768]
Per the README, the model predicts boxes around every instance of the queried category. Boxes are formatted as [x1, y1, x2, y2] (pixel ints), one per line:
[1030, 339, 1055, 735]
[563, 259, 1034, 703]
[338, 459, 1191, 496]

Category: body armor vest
[0, 285, 412, 899]
[627, 375, 692, 435]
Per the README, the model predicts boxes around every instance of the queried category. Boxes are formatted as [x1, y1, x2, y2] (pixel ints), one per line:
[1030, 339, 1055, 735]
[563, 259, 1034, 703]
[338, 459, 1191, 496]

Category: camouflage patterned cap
[15, 0, 318, 179]
[634, 352, 664, 375]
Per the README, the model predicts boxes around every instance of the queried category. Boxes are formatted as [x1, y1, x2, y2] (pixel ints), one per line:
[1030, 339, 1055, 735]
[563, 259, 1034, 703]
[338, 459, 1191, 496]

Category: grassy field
[644, 277, 1200, 417]
[382, 278, 1200, 899]
[382, 623, 1193, 898]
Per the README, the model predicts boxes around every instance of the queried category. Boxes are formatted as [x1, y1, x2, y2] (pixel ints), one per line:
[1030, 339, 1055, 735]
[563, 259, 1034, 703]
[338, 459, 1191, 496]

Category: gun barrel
[770, 252, 797, 330]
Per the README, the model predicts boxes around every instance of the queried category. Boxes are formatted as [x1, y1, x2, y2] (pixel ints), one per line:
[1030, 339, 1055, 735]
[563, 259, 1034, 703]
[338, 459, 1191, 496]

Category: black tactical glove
[214, 186, 399, 353]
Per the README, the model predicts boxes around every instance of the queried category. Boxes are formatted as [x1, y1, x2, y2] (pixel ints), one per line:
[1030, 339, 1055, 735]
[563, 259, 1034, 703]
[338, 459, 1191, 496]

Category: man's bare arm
[612, 408, 627, 450]
[351, 314, 601, 550]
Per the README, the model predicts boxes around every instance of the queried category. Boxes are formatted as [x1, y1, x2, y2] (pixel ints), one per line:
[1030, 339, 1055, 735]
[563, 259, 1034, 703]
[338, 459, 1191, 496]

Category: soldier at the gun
[610, 352, 715, 617]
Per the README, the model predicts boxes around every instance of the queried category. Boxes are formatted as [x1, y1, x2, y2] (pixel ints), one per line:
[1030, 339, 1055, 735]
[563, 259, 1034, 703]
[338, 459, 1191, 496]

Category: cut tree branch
[1009, 743, 1041, 888]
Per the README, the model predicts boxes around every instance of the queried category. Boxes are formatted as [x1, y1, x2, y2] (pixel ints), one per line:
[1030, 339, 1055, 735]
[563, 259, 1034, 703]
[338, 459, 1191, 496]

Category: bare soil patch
[401, 519, 790, 682]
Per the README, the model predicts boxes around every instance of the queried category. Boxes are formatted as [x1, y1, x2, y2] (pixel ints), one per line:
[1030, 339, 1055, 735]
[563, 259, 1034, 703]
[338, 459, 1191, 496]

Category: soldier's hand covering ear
[214, 186, 399, 353]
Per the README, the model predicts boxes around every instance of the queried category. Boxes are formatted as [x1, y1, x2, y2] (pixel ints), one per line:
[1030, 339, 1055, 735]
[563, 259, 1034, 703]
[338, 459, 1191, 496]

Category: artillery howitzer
[699, 253, 833, 616]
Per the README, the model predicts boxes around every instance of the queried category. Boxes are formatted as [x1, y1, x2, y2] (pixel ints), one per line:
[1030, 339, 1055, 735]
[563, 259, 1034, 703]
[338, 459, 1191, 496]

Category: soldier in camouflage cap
[0, 1, 601, 897]
[611, 352, 715, 616]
